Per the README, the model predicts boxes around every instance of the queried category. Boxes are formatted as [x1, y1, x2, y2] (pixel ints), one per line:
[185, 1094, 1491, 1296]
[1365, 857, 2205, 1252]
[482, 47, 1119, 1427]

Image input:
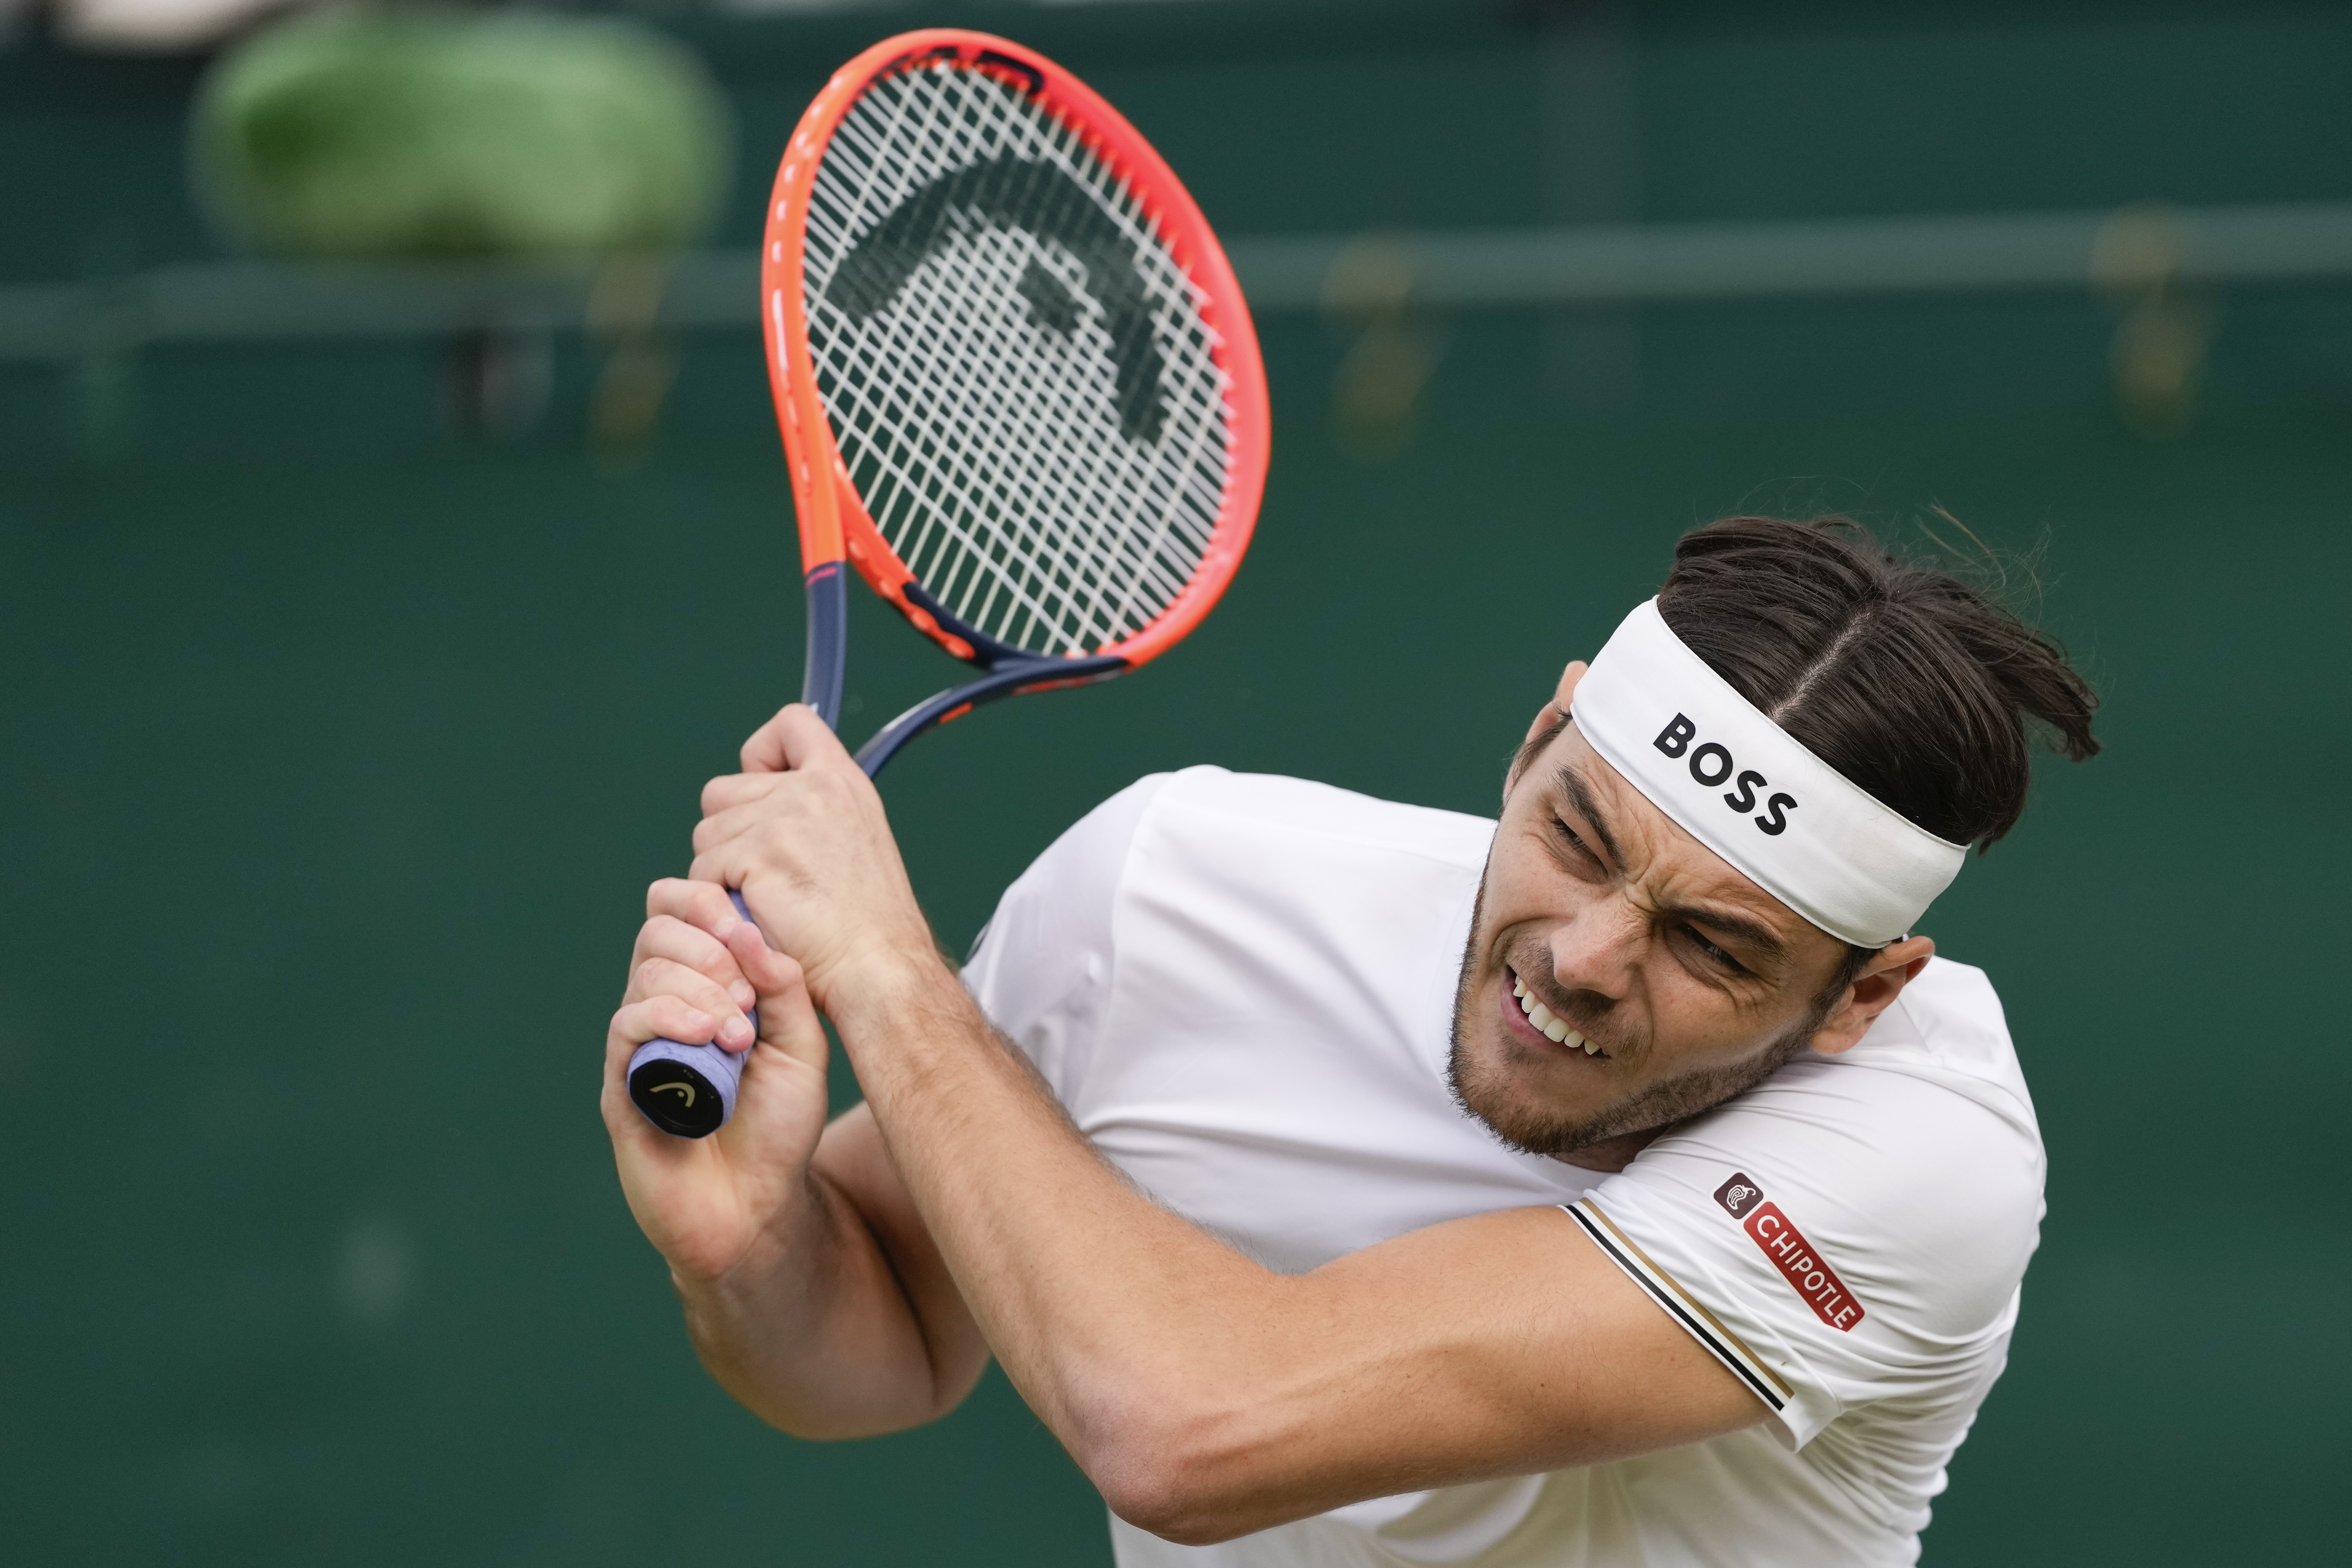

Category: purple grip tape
[624, 890, 759, 1139]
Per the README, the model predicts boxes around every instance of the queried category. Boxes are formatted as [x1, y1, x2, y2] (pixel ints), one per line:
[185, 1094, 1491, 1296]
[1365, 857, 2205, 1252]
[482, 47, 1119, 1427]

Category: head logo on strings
[822, 151, 1171, 445]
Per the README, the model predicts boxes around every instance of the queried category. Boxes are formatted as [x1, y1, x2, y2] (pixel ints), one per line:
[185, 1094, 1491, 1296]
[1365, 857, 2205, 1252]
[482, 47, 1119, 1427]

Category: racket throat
[854, 650, 1129, 777]
[897, 579, 1054, 670]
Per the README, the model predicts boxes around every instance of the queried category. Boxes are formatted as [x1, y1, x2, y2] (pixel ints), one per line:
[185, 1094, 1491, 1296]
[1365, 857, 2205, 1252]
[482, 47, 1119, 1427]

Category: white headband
[1568, 599, 1967, 947]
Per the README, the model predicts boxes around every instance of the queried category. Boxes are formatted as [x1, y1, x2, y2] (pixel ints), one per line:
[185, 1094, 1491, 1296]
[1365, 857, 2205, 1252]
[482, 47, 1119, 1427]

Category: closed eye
[1681, 924, 1748, 975]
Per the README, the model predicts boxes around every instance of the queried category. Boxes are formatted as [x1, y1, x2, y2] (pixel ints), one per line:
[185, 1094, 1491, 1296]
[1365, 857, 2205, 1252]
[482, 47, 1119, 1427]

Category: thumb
[726, 917, 826, 1075]
[740, 702, 851, 775]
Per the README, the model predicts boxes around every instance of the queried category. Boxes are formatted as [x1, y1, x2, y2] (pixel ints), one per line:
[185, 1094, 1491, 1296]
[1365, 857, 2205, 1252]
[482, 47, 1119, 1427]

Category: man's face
[1449, 707, 1862, 1162]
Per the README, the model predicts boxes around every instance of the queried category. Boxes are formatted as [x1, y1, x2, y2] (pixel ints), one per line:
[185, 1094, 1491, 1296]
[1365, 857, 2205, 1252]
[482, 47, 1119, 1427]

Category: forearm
[675, 1136, 979, 1440]
[830, 959, 1281, 1480]
[810, 990, 1761, 1543]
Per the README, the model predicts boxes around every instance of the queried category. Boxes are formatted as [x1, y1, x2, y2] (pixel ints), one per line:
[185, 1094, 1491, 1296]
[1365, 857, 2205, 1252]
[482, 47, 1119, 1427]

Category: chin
[1445, 1028, 1619, 1159]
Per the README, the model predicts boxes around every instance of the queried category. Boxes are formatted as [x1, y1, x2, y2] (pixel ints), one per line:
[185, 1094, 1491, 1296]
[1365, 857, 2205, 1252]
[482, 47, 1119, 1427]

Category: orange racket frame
[759, 29, 1271, 769]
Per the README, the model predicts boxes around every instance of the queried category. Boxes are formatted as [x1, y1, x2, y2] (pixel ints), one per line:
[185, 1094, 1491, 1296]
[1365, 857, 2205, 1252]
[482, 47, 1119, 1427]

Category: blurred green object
[189, 8, 732, 261]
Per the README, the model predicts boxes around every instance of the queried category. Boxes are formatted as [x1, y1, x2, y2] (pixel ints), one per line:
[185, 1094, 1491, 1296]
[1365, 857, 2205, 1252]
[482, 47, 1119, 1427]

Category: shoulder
[1115, 770, 1496, 949]
[977, 767, 1492, 924]
[1135, 767, 1499, 868]
[1619, 957, 2045, 1342]
[989, 768, 1494, 903]
[1844, 955, 2041, 1148]
[967, 769, 1491, 1097]
[999, 766, 1498, 963]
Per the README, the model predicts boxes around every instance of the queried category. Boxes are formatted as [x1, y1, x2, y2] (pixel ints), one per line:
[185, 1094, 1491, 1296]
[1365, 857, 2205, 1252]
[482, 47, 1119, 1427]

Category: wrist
[821, 942, 964, 1038]
[661, 1162, 827, 1299]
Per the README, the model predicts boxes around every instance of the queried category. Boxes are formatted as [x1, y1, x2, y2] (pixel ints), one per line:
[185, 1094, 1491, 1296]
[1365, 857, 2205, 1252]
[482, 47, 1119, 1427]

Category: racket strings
[816, 85, 1212, 651]
[801, 62, 1233, 659]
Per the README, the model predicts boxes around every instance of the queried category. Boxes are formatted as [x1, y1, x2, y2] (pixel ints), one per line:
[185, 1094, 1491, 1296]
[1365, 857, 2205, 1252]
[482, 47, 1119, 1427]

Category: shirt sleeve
[960, 774, 1172, 1103]
[1566, 1042, 2046, 1451]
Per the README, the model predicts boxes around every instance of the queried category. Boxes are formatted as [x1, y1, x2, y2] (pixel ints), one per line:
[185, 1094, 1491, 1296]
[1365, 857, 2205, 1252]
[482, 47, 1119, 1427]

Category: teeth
[1512, 976, 1526, 999]
[1582, 1039, 1601, 1056]
[1543, 1017, 1571, 1043]
[1528, 1000, 1554, 1027]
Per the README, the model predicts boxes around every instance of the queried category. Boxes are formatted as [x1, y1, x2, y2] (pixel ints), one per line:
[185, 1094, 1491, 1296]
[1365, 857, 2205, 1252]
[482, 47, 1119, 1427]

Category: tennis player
[604, 515, 2099, 1566]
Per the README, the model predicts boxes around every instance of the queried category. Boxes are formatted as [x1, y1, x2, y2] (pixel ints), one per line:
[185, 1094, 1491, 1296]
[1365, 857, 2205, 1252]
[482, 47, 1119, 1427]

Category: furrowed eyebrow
[1666, 903, 1788, 962]
[1553, 764, 1627, 867]
[1555, 763, 1789, 962]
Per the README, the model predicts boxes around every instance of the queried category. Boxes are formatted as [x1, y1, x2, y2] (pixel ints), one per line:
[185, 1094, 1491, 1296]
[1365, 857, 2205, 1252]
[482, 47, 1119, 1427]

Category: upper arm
[1119, 1206, 1766, 1544]
[812, 1102, 993, 1417]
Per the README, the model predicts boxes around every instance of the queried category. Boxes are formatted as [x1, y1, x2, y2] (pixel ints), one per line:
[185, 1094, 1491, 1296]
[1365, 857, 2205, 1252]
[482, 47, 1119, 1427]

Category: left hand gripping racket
[627, 29, 1269, 1137]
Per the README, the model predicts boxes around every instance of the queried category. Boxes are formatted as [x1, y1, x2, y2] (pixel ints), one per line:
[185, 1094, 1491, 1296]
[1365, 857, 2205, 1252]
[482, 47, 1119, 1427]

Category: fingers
[740, 702, 855, 776]
[606, 993, 724, 1064]
[692, 755, 874, 860]
[632, 911, 756, 1008]
[646, 877, 744, 938]
[701, 769, 784, 818]
[775, 703, 855, 773]
[739, 706, 794, 774]
[691, 795, 803, 861]
[704, 707, 861, 816]
[623, 955, 757, 1052]
[724, 920, 827, 1073]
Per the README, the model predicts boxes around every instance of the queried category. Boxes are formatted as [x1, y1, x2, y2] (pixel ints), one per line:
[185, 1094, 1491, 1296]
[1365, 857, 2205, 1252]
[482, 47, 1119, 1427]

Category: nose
[1544, 894, 1643, 1005]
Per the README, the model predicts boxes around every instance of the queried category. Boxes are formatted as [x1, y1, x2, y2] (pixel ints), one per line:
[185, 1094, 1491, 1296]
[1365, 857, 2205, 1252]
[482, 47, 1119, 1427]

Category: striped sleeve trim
[1564, 1199, 1792, 1412]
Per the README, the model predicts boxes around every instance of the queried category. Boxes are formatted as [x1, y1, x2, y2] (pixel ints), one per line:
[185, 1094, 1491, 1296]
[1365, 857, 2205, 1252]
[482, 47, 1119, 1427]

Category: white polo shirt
[962, 768, 2045, 1568]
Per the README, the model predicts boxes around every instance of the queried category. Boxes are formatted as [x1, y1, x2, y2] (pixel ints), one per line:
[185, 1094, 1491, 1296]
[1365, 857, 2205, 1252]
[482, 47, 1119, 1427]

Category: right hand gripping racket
[626, 29, 1270, 1137]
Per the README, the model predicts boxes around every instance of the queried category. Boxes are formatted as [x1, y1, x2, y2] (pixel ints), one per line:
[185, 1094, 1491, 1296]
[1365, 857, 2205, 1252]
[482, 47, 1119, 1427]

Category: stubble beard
[1444, 875, 1829, 1160]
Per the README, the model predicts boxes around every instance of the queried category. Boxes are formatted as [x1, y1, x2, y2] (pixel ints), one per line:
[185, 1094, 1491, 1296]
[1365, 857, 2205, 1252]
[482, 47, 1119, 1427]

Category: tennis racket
[627, 29, 1270, 1137]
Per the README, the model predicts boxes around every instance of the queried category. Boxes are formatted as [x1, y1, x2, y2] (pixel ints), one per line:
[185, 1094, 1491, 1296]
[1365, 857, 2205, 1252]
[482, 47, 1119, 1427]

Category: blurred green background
[3, 2, 2347, 1563]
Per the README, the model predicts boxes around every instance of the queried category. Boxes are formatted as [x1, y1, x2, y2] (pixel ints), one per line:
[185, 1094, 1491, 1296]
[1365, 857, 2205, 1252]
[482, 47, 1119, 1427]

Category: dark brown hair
[1656, 515, 2099, 852]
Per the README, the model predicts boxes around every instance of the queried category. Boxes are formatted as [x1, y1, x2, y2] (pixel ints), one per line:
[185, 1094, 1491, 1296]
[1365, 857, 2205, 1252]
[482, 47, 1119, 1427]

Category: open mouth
[1506, 967, 1608, 1058]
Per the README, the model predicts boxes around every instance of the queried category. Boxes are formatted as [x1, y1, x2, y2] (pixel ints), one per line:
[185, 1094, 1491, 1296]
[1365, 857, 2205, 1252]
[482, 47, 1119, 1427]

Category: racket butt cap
[627, 1040, 741, 1139]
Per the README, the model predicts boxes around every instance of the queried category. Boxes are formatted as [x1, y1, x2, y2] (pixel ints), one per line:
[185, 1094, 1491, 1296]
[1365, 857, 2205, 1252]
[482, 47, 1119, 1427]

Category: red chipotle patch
[1713, 1172, 1864, 1332]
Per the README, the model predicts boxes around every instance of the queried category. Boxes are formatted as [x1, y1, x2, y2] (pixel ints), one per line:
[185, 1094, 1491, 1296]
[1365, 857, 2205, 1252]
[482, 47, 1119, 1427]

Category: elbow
[1071, 1378, 1267, 1547]
[1093, 1452, 1246, 1548]
[1093, 1458, 1225, 1548]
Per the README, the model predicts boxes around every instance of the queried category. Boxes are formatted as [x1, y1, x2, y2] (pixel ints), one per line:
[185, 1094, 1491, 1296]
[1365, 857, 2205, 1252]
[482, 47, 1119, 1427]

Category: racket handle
[627, 563, 847, 1138]
[625, 889, 759, 1139]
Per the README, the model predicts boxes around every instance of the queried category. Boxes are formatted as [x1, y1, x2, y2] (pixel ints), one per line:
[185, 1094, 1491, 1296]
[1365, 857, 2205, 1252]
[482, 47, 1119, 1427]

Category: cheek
[1640, 970, 1795, 1070]
[1479, 836, 1592, 932]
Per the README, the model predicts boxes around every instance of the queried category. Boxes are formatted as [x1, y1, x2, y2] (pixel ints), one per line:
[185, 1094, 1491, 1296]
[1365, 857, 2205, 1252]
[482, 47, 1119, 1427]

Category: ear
[1806, 936, 1935, 1057]
[1523, 660, 1590, 748]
